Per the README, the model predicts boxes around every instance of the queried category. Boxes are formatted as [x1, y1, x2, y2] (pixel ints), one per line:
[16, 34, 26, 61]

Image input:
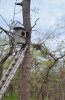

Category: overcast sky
[0, 0, 65, 29]
[0, 0, 65, 49]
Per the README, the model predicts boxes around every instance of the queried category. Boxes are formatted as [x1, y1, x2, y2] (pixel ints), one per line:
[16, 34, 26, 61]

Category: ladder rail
[0, 46, 28, 99]
[0, 51, 24, 99]
[0, 46, 27, 87]
[0, 54, 18, 86]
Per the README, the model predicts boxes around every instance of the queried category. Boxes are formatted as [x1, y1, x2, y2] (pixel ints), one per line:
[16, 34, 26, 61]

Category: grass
[3, 93, 18, 100]
[4, 94, 35, 100]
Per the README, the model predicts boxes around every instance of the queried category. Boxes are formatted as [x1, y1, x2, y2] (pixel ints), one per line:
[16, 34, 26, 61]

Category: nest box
[13, 26, 26, 44]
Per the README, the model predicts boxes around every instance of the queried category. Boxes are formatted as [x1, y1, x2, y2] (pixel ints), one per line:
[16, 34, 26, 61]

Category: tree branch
[0, 15, 9, 27]
[37, 53, 65, 99]
[0, 27, 14, 39]
[31, 18, 39, 29]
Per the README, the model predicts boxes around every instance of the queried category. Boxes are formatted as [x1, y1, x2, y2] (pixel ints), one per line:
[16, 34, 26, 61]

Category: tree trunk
[20, 0, 31, 100]
[0, 63, 3, 80]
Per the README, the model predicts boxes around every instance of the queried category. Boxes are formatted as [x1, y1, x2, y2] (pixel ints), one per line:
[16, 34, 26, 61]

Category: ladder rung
[2, 80, 6, 83]
[15, 57, 18, 61]
[5, 74, 9, 77]
[9, 68, 12, 71]
[0, 46, 28, 100]
[12, 63, 15, 66]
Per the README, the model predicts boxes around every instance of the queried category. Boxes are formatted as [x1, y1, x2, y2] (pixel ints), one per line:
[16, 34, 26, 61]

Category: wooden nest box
[13, 26, 26, 45]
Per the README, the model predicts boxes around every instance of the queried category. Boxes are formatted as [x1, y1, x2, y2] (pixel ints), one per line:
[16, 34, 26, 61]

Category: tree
[16, 0, 31, 100]
[21, 1, 31, 100]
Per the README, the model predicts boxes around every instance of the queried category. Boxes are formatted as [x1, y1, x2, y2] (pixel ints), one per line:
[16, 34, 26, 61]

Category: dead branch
[16, 20, 23, 26]
[31, 18, 39, 29]
[49, 52, 56, 60]
[0, 15, 9, 27]
[57, 54, 65, 60]
[0, 27, 14, 39]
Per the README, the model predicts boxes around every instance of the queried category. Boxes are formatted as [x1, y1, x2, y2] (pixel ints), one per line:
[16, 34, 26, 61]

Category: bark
[41, 92, 44, 100]
[0, 63, 3, 80]
[20, 0, 31, 100]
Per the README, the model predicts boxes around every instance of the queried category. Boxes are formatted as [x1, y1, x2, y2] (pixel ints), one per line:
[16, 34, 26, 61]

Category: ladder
[0, 46, 28, 100]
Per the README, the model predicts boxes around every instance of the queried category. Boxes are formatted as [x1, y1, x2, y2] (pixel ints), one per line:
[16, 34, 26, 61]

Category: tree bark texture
[20, 0, 31, 100]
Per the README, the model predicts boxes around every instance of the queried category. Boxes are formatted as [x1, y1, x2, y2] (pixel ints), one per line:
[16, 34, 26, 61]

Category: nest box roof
[13, 26, 26, 31]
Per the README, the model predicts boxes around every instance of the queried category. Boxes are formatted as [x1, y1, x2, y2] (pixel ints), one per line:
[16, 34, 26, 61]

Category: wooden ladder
[0, 46, 28, 100]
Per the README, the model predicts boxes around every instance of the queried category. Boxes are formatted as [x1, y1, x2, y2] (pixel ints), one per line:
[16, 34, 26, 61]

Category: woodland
[0, 0, 65, 100]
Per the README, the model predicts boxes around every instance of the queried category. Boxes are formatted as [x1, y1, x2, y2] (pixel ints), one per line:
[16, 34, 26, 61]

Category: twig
[31, 18, 39, 29]
[9, 0, 17, 30]
[16, 20, 23, 26]
[13, 0, 17, 22]
[49, 52, 56, 60]
[0, 27, 14, 39]
[57, 54, 65, 60]
[0, 15, 9, 27]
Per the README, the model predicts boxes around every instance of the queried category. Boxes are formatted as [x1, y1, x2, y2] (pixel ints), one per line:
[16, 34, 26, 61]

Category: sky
[0, 0, 65, 29]
[31, 0, 65, 30]
[0, 0, 65, 49]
